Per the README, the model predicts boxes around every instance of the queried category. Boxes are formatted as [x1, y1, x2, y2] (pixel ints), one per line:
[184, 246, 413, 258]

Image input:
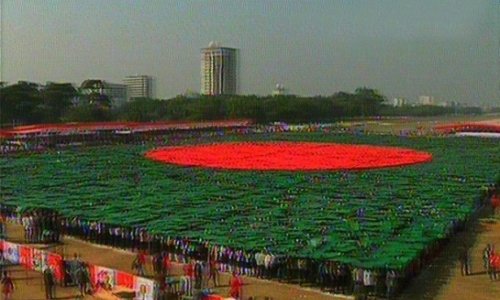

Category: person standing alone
[1, 271, 14, 300]
[43, 266, 56, 299]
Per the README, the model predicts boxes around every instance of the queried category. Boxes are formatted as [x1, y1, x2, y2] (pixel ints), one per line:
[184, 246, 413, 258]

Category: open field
[1, 115, 499, 299]
[1, 133, 498, 270]
[343, 114, 500, 134]
[399, 212, 500, 300]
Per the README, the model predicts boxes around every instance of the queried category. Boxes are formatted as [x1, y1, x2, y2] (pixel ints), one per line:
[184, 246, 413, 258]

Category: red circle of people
[145, 142, 433, 171]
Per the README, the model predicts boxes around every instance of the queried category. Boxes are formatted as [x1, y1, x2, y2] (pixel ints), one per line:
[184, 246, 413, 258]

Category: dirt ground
[397, 211, 500, 300]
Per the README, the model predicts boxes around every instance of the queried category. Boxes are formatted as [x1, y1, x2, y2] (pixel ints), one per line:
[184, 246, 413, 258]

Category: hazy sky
[1, 0, 498, 105]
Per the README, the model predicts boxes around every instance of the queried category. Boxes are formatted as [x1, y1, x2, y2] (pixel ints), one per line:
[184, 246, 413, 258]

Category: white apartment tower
[201, 42, 238, 95]
[124, 75, 154, 100]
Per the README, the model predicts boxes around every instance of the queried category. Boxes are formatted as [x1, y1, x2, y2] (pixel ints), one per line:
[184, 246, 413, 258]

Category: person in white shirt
[386, 270, 397, 299]
[363, 269, 375, 296]
[264, 253, 272, 279]
[255, 252, 265, 278]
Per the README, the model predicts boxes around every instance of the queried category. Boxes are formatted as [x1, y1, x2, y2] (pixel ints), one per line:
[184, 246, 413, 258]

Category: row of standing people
[2, 208, 462, 300]
[4, 209, 405, 298]
[20, 210, 61, 243]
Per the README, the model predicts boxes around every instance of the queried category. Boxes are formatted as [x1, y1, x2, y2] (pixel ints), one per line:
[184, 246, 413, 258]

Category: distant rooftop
[202, 41, 237, 50]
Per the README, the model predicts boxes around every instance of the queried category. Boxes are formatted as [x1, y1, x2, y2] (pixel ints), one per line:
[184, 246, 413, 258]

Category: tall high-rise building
[201, 42, 238, 95]
[124, 75, 154, 100]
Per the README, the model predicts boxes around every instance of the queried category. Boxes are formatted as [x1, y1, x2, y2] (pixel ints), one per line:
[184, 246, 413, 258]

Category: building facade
[419, 95, 435, 106]
[80, 79, 127, 107]
[272, 83, 287, 96]
[392, 98, 407, 107]
[201, 42, 238, 95]
[124, 75, 154, 101]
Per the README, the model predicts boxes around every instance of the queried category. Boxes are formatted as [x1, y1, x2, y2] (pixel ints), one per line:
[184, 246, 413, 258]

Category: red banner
[89, 264, 97, 286]
[1, 241, 151, 295]
[47, 252, 64, 281]
[19, 246, 33, 269]
[116, 271, 135, 290]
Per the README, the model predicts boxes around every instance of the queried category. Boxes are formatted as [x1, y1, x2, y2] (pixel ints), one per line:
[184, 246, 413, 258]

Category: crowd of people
[2, 195, 499, 300]
[65, 253, 92, 297]
[1, 126, 498, 300]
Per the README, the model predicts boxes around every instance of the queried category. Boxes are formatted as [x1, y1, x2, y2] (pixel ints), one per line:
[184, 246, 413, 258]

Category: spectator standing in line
[153, 252, 162, 275]
[1, 271, 14, 300]
[194, 260, 203, 289]
[133, 251, 146, 276]
[385, 270, 397, 299]
[208, 256, 219, 287]
[162, 252, 171, 276]
[255, 251, 264, 278]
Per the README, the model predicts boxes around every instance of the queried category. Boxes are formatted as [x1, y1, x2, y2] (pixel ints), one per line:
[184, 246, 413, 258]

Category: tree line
[0, 81, 483, 127]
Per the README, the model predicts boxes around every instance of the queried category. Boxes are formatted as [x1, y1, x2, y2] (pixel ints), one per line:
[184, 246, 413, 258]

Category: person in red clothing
[132, 251, 146, 276]
[162, 252, 171, 276]
[1, 271, 14, 300]
[229, 271, 243, 300]
[183, 259, 194, 278]
[208, 258, 219, 287]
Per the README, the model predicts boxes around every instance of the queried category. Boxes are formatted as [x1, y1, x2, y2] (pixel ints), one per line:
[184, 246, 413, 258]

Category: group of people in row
[19, 209, 61, 244]
[135, 250, 243, 299]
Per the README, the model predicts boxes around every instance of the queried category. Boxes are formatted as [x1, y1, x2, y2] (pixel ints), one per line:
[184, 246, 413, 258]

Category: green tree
[0, 81, 42, 125]
[88, 92, 112, 109]
[354, 87, 386, 116]
[62, 105, 112, 122]
[40, 83, 77, 122]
